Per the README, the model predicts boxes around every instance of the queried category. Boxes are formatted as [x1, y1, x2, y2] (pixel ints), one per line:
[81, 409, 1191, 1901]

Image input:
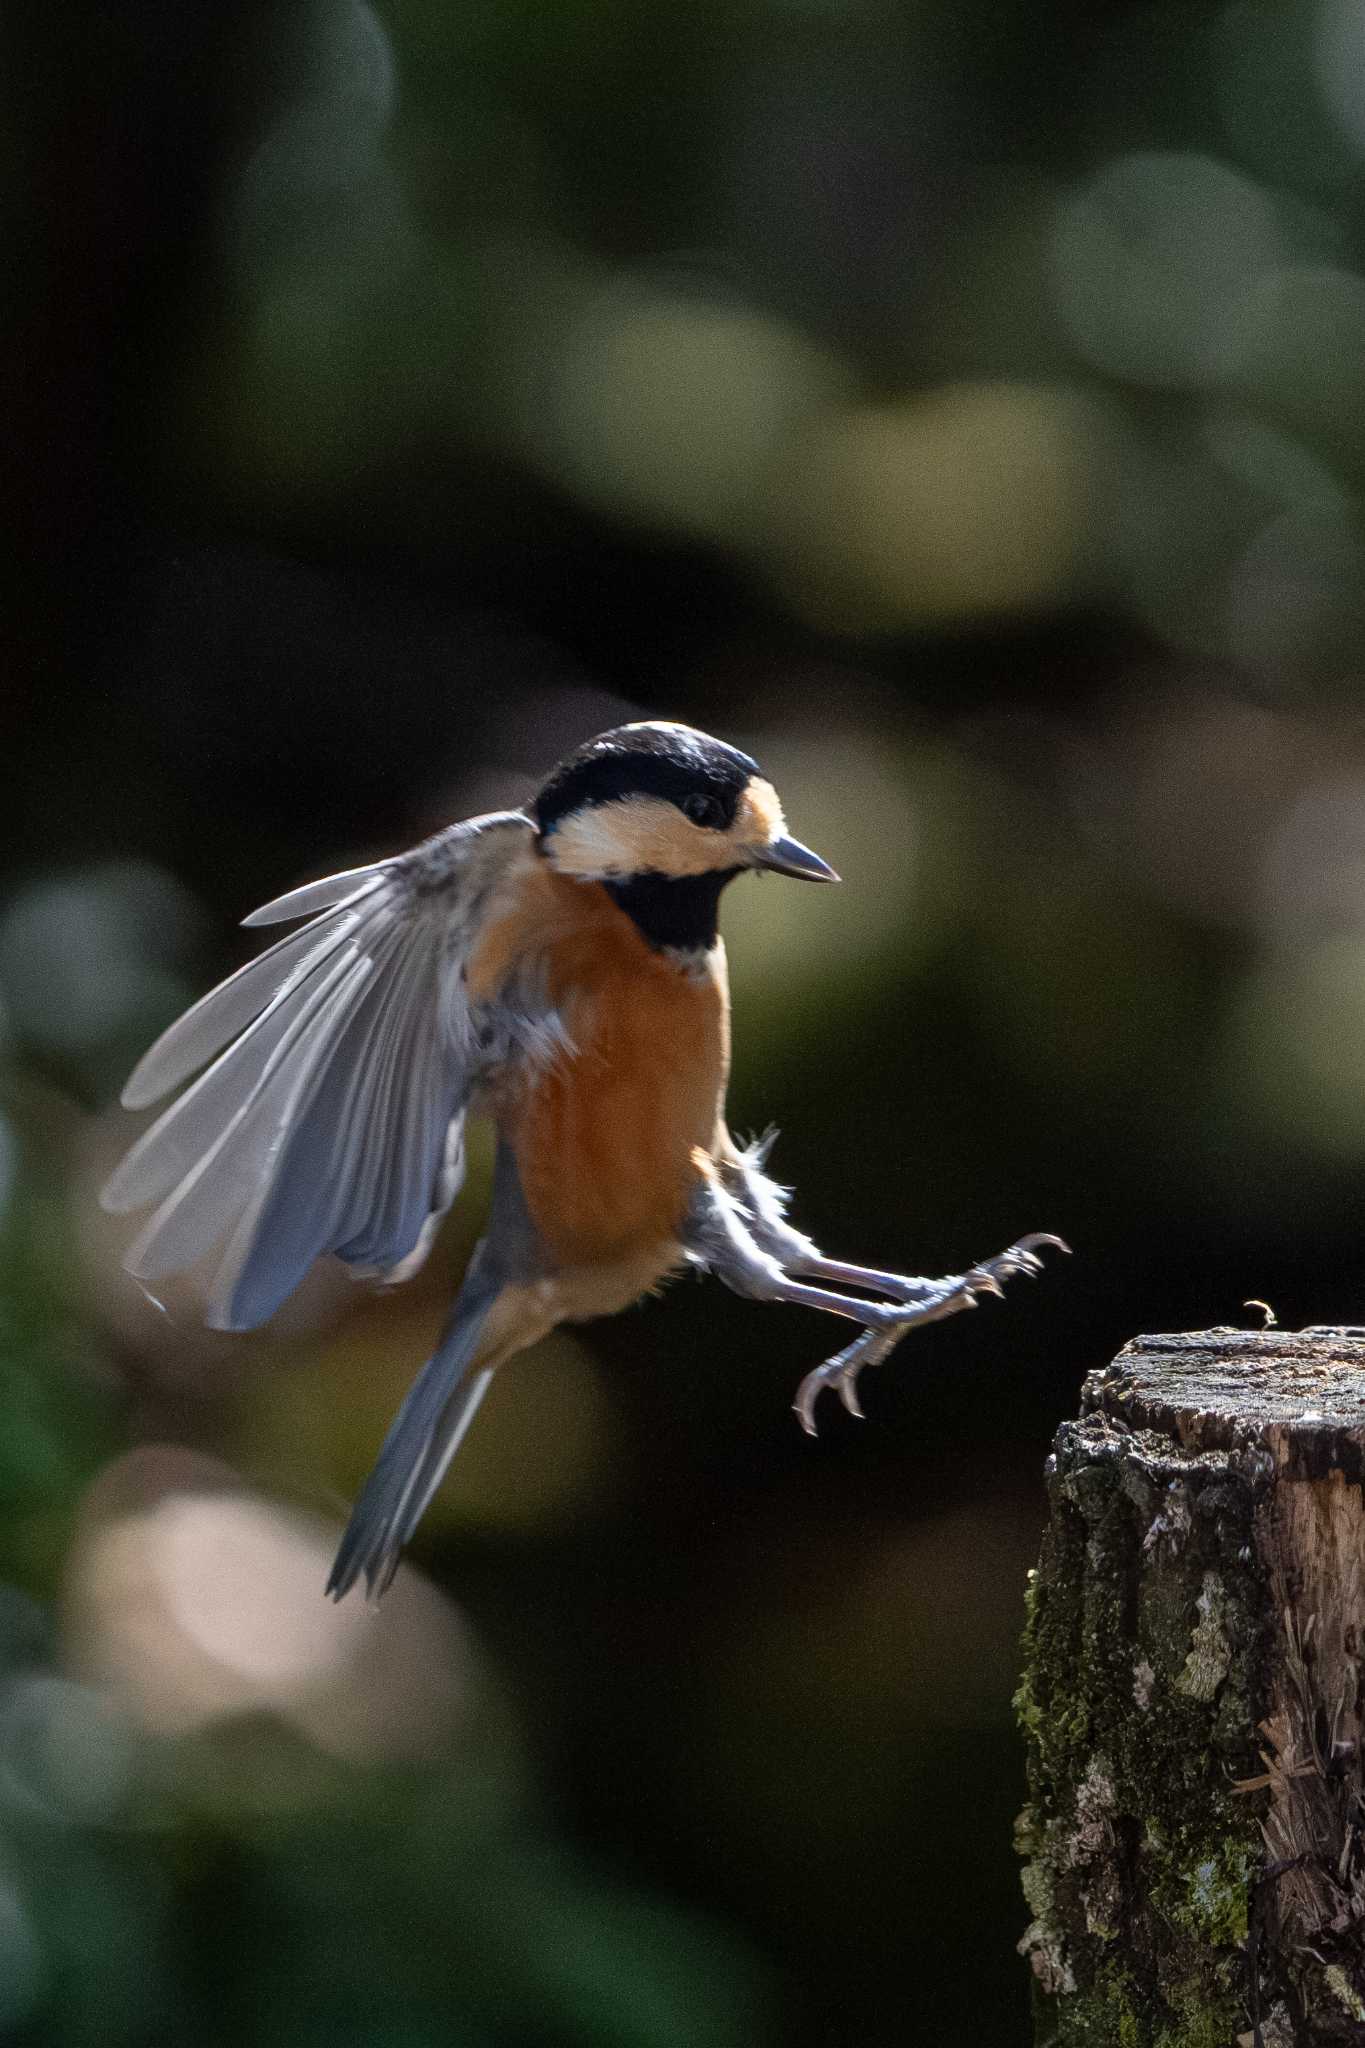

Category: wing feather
[119, 895, 378, 1111]
[209, 920, 453, 1329]
[126, 948, 375, 1286]
[242, 863, 389, 928]
[103, 903, 388, 1214]
[101, 812, 538, 1329]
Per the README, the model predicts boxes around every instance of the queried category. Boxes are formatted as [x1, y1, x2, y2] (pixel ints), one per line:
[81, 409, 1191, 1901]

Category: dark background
[5, 0, 1365, 2041]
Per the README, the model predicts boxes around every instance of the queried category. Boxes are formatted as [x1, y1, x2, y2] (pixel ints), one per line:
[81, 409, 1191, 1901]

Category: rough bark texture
[1017, 1330, 1365, 2047]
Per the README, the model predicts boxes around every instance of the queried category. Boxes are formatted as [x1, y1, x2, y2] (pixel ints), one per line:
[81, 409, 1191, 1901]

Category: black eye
[681, 791, 723, 828]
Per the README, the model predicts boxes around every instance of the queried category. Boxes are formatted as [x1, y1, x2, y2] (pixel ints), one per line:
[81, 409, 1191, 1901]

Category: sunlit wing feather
[101, 812, 537, 1330]
[118, 891, 382, 1112]
[241, 863, 393, 928]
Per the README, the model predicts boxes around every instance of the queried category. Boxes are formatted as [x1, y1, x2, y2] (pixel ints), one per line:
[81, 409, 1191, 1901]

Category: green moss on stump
[1016, 1412, 1268, 2047]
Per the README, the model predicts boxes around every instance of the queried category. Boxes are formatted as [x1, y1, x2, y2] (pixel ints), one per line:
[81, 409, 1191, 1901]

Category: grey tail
[326, 1267, 501, 1603]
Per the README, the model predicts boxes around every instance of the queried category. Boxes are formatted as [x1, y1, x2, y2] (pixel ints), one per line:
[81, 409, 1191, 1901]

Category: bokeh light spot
[1227, 264, 1365, 466]
[1226, 933, 1365, 1155]
[546, 278, 846, 543]
[722, 720, 923, 1008]
[0, 1675, 140, 1828]
[67, 1455, 475, 1762]
[1053, 151, 1283, 387]
[250, 1315, 620, 1539]
[775, 383, 1096, 629]
[0, 864, 202, 1073]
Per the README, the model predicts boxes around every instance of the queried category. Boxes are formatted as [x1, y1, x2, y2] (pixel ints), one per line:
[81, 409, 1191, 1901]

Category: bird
[102, 720, 1065, 1599]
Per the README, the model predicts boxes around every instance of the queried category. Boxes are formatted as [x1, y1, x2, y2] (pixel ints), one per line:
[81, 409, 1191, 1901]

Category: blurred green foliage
[0, 1121, 116, 1595]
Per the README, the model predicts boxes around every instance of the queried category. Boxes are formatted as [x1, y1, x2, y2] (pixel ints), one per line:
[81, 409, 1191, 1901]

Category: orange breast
[468, 862, 730, 1268]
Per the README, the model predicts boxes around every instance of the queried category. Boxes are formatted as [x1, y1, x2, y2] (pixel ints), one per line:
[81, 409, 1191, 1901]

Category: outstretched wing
[101, 811, 538, 1331]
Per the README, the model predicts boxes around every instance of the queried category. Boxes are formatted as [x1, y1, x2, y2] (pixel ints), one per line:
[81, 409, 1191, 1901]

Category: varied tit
[103, 721, 1065, 1598]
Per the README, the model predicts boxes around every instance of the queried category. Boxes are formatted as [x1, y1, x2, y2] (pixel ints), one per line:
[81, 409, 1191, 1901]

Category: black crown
[534, 724, 759, 837]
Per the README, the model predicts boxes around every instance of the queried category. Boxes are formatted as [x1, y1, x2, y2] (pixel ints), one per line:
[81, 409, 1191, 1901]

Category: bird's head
[532, 723, 837, 902]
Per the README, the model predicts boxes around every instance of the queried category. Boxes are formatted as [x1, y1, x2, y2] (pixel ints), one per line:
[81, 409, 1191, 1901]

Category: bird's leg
[786, 1234, 1065, 1435]
[777, 1251, 942, 1302]
[711, 1137, 1067, 1433]
[718, 1139, 1064, 1301]
[686, 1170, 927, 1324]
[715, 1142, 938, 1300]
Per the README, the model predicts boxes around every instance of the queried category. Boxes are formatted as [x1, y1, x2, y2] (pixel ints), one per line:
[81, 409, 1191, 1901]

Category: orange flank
[469, 860, 731, 1269]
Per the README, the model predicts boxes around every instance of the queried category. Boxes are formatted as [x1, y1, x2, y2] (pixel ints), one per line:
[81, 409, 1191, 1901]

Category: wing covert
[101, 811, 536, 1330]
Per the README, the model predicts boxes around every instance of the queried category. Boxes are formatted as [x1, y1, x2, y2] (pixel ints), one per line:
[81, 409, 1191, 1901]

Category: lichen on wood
[1017, 1330, 1365, 2046]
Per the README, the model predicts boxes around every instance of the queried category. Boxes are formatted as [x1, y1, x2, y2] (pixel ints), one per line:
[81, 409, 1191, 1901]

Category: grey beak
[756, 834, 840, 883]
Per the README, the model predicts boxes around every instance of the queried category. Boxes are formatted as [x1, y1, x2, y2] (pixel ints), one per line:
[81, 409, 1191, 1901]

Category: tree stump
[1017, 1330, 1365, 2047]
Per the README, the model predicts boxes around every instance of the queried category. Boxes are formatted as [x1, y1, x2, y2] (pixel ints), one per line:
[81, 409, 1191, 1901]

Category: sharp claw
[968, 1233, 1068, 1296]
[792, 1231, 1066, 1438]
[796, 1336, 875, 1434]
[795, 1362, 840, 1437]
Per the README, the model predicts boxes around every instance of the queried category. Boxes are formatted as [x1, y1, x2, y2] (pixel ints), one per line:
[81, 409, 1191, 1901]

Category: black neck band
[604, 869, 737, 951]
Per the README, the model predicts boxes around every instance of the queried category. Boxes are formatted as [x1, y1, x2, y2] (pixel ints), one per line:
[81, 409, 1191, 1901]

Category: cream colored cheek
[550, 788, 789, 877]
[629, 810, 729, 875]
[549, 802, 716, 877]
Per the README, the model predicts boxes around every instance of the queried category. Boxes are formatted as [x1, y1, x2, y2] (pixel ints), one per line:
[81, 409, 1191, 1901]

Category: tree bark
[1017, 1329, 1365, 2047]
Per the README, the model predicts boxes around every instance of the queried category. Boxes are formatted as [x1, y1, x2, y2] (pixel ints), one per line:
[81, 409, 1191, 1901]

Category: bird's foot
[793, 1324, 897, 1434]
[958, 1231, 1069, 1300]
[792, 1232, 1069, 1437]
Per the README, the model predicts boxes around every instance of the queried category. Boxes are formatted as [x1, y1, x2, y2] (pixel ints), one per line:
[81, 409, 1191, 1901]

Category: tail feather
[326, 1268, 501, 1602]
